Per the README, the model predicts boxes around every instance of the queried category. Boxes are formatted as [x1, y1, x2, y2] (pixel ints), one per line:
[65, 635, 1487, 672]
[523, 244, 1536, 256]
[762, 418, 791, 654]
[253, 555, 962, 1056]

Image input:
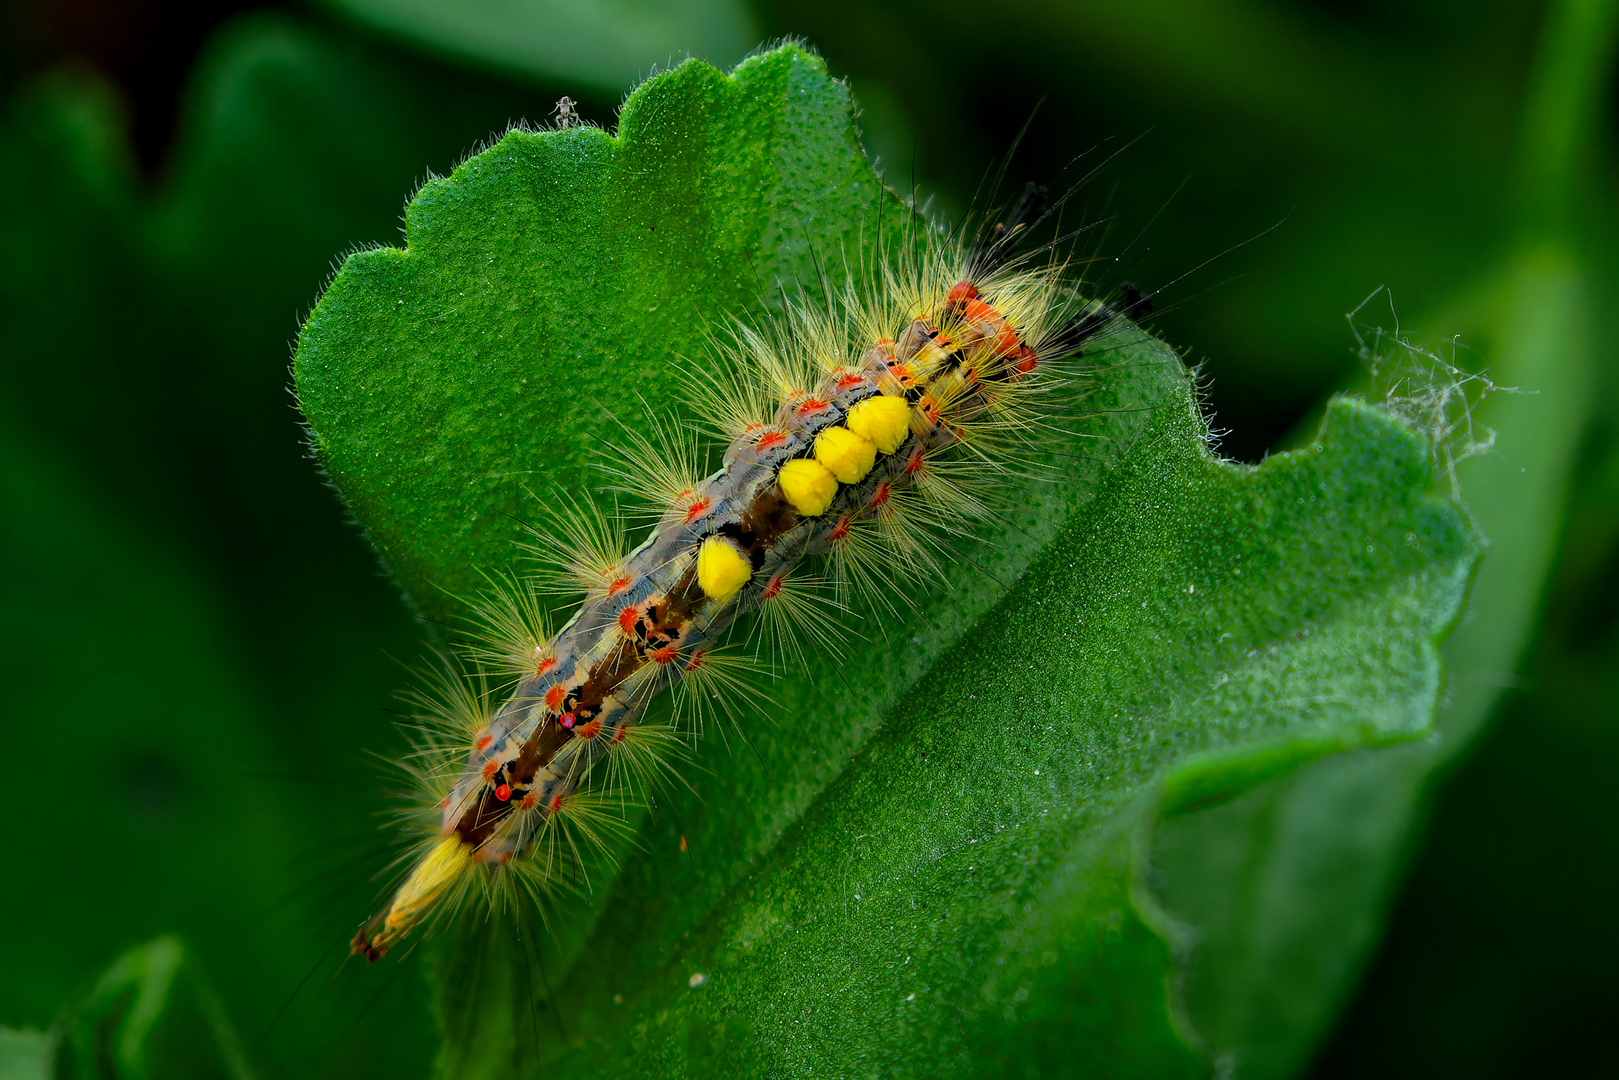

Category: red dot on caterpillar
[760, 574, 784, 600]
[545, 684, 566, 711]
[756, 430, 787, 450]
[476, 735, 493, 753]
[560, 713, 576, 729]
[684, 496, 713, 523]
[547, 794, 564, 813]
[618, 605, 639, 635]
[606, 574, 633, 597]
[577, 719, 603, 740]
[495, 784, 512, 802]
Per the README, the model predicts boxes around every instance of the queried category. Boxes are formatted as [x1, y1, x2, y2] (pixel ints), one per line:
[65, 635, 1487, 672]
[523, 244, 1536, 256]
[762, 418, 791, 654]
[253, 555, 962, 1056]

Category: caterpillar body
[352, 239, 1087, 962]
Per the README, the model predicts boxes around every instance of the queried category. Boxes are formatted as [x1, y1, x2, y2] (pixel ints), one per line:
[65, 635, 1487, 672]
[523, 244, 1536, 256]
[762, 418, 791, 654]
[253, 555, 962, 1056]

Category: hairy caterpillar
[349, 218, 1101, 964]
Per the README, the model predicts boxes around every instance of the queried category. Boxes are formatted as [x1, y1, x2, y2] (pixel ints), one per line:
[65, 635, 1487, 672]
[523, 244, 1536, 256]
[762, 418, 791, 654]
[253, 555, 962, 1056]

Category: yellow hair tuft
[778, 458, 838, 516]
[697, 536, 751, 601]
[845, 395, 912, 454]
[381, 837, 474, 942]
[813, 425, 877, 484]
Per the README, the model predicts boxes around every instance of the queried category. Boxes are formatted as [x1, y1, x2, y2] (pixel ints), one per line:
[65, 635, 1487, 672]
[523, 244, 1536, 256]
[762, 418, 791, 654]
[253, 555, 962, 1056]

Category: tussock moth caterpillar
[347, 213, 1119, 964]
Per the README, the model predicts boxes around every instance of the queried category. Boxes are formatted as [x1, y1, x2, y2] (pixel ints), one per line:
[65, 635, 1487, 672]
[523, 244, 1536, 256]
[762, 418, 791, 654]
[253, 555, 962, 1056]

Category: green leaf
[51, 937, 253, 1080]
[510, 393, 1469, 1078]
[0, 1028, 52, 1080]
[0, 392, 303, 1052]
[311, 0, 760, 95]
[294, 45, 1477, 1075]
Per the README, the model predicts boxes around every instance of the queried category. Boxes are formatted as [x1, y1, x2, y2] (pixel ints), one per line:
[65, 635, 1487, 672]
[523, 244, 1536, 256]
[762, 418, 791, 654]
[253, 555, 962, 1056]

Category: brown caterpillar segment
[352, 254, 1081, 961]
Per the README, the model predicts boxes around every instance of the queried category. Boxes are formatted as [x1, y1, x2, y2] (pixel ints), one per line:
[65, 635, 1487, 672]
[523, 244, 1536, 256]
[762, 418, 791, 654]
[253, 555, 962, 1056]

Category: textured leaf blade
[293, 46, 1478, 1077]
[527, 390, 1473, 1078]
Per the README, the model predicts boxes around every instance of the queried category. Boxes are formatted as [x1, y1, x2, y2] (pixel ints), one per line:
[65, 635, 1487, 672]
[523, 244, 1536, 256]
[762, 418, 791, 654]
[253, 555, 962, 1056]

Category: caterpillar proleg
[350, 224, 1101, 964]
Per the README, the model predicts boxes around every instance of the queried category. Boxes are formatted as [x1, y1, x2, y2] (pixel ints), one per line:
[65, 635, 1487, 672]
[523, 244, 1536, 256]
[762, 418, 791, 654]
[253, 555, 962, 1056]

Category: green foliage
[0, 938, 251, 1080]
[296, 46, 1476, 1075]
[0, 1028, 52, 1080]
[313, 0, 758, 94]
[57, 938, 254, 1080]
[2, 1, 1614, 1077]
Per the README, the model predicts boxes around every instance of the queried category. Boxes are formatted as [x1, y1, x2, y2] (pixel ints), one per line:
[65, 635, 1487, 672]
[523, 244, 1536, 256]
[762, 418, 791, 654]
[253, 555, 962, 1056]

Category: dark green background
[1, 0, 1613, 1076]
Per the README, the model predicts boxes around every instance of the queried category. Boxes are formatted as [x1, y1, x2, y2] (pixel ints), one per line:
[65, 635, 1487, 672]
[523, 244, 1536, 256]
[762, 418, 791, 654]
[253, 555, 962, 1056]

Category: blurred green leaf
[52, 937, 252, 1080]
[0, 1028, 52, 1080]
[0, 395, 300, 1050]
[295, 45, 1476, 1075]
[312, 0, 759, 95]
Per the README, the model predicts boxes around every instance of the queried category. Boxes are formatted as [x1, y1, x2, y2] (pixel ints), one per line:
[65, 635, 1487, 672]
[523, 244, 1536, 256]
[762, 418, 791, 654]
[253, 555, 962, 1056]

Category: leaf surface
[293, 46, 1478, 1076]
